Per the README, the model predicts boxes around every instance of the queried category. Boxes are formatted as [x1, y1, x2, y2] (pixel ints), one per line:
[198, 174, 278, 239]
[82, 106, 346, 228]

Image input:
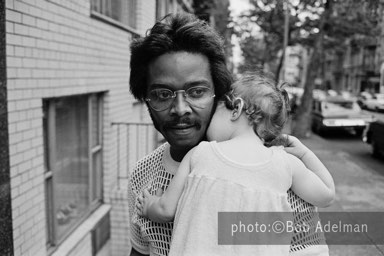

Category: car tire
[354, 128, 364, 137]
[315, 123, 324, 136]
[372, 141, 381, 158]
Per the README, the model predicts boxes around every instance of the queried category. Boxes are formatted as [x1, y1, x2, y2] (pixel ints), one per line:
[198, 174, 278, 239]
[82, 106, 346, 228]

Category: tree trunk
[292, 48, 318, 137]
[291, 0, 331, 138]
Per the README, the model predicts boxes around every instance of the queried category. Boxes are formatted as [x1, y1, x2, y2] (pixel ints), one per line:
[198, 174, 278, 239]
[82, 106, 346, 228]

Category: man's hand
[283, 134, 310, 160]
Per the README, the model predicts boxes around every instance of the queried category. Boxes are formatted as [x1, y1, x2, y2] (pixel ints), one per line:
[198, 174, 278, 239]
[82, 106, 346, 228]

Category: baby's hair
[224, 71, 290, 146]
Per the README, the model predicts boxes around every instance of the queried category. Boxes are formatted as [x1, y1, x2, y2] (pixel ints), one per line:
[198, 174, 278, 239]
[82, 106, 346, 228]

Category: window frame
[90, 0, 140, 36]
[43, 93, 104, 248]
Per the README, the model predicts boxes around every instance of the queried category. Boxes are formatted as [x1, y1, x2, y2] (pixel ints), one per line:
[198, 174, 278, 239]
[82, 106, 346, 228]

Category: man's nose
[170, 92, 192, 116]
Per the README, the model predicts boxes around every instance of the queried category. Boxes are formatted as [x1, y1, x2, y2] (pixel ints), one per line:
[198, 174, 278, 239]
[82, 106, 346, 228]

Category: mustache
[164, 117, 200, 128]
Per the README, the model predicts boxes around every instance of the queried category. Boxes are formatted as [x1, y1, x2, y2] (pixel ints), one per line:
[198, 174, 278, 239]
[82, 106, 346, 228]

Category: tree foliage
[233, 0, 380, 137]
[192, 0, 233, 71]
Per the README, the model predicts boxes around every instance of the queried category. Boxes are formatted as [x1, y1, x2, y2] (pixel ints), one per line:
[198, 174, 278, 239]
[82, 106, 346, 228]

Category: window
[156, 0, 175, 20]
[91, 0, 137, 30]
[43, 94, 103, 246]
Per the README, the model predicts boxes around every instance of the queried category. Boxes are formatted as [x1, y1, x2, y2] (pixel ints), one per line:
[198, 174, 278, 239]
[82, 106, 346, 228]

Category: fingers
[155, 187, 164, 197]
[283, 147, 294, 155]
[282, 134, 299, 147]
[143, 188, 151, 198]
[136, 191, 145, 216]
[136, 200, 143, 216]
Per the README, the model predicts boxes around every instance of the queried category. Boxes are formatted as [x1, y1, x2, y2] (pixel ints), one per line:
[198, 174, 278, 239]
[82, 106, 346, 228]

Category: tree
[233, 0, 380, 138]
[192, 0, 233, 70]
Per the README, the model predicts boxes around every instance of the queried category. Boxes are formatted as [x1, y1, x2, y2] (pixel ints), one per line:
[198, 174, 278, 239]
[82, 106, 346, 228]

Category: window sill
[91, 10, 141, 37]
[51, 204, 111, 256]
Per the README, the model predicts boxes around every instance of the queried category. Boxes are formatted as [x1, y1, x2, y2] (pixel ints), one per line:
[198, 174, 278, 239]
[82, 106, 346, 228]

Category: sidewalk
[299, 134, 384, 256]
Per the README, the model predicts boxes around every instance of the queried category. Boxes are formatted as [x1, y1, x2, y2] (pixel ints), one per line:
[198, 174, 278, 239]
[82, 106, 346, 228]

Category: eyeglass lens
[146, 86, 214, 111]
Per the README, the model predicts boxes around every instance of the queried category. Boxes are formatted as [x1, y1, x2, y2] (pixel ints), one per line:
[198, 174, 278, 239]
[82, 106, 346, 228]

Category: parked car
[311, 96, 375, 136]
[364, 93, 384, 112]
[357, 91, 374, 109]
[362, 120, 384, 157]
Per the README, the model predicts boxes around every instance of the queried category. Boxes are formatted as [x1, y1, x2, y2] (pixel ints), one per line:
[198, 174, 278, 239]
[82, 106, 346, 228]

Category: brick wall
[5, 0, 156, 255]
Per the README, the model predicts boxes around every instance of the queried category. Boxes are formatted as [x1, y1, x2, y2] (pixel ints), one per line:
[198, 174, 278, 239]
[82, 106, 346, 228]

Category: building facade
[2, 0, 191, 255]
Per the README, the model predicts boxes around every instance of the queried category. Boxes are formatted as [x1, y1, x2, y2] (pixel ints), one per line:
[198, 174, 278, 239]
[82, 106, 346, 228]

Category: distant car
[357, 92, 373, 109]
[311, 96, 374, 135]
[362, 120, 384, 157]
[364, 93, 384, 112]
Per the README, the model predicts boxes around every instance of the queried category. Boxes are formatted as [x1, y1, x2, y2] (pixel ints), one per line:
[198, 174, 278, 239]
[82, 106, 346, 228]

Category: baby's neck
[231, 127, 264, 146]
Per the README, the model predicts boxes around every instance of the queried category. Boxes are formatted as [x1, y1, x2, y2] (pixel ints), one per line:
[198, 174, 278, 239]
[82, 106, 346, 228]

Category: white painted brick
[12, 192, 25, 210]
[22, 148, 35, 161]
[21, 0, 37, 6]
[28, 6, 42, 17]
[17, 68, 32, 78]
[6, 44, 15, 55]
[8, 122, 17, 135]
[19, 160, 32, 175]
[36, 18, 49, 30]
[7, 34, 23, 46]
[24, 47, 33, 57]
[28, 26, 42, 38]
[36, 38, 48, 48]
[9, 144, 18, 156]
[9, 131, 23, 145]
[14, 46, 25, 56]
[32, 155, 43, 168]
[6, 9, 22, 23]
[7, 56, 22, 67]
[22, 36, 36, 47]
[14, 23, 28, 35]
[10, 153, 23, 167]
[22, 14, 36, 26]
[6, 21, 14, 33]
[22, 58, 35, 68]
[14, 1, 30, 13]
[16, 120, 31, 132]
[6, 0, 14, 8]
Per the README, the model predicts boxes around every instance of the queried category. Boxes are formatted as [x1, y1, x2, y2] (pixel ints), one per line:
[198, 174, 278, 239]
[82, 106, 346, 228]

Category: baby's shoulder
[190, 141, 216, 160]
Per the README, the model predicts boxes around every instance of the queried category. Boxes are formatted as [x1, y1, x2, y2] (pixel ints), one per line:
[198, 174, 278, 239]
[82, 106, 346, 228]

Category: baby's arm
[136, 148, 195, 223]
[284, 135, 335, 207]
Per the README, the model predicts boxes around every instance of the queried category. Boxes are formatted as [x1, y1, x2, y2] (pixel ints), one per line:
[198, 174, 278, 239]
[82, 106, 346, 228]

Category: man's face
[147, 52, 215, 155]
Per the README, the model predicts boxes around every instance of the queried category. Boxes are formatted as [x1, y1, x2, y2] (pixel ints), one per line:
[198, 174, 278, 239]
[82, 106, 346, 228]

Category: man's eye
[157, 90, 173, 100]
[188, 87, 208, 98]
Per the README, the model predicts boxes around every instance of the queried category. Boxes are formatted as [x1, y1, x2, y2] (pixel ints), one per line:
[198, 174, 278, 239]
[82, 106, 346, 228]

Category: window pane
[92, 150, 102, 201]
[91, 0, 137, 29]
[43, 101, 50, 173]
[45, 177, 54, 245]
[54, 96, 89, 240]
[91, 96, 100, 147]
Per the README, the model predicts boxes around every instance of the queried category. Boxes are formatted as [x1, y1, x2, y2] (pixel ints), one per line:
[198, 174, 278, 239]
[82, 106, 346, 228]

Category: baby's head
[223, 71, 290, 146]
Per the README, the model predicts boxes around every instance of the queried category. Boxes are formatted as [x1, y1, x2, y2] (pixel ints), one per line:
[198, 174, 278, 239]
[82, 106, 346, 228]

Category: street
[299, 126, 384, 256]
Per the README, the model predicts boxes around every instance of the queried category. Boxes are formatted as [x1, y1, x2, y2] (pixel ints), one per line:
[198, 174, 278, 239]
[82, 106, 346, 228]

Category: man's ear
[230, 98, 244, 121]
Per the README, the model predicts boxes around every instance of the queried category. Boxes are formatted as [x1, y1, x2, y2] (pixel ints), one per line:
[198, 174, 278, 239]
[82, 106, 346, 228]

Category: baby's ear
[230, 98, 244, 121]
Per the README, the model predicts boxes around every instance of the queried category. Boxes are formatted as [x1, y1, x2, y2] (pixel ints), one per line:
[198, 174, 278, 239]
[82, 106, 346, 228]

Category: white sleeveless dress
[169, 141, 294, 256]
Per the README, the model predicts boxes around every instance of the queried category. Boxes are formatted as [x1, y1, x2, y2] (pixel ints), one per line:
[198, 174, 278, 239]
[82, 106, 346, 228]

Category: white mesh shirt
[128, 143, 327, 256]
[128, 143, 177, 256]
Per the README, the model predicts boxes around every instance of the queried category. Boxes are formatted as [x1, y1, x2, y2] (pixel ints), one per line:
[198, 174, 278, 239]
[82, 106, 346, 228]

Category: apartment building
[0, 0, 192, 255]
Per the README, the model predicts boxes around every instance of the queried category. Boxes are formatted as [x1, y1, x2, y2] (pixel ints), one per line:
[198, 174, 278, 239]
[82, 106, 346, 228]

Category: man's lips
[167, 123, 196, 129]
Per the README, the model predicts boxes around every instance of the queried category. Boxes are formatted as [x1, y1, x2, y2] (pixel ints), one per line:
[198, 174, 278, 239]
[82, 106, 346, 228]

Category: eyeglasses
[145, 86, 215, 111]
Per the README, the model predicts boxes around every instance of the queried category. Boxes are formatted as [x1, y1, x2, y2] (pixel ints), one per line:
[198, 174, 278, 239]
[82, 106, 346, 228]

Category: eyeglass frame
[145, 86, 216, 111]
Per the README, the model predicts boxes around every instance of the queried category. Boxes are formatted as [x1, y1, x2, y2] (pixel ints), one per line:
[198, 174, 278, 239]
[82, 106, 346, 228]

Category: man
[128, 13, 327, 256]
